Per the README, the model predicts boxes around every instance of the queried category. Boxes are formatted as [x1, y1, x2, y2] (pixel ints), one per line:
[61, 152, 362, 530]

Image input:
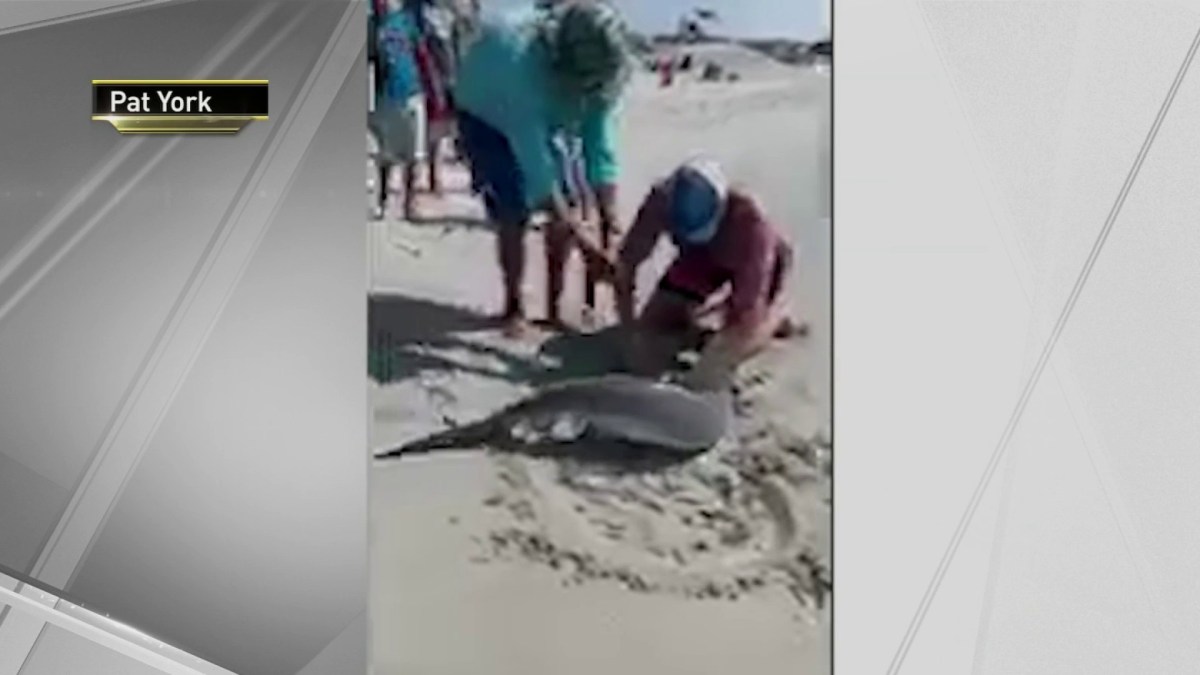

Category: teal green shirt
[453, 7, 621, 208]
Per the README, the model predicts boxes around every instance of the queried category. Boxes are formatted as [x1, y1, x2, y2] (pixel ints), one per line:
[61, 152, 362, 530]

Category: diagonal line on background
[966, 426, 1021, 675]
[903, 9, 1070, 666]
[0, 0, 278, 644]
[0, 0, 188, 36]
[54, 2, 361, 596]
[908, 5, 1100, 672]
[1048, 357, 1188, 664]
[294, 611, 366, 675]
[0, 581, 222, 675]
[914, 3, 1186, 670]
[0, 1, 313, 329]
[0, 4, 315, 670]
[0, 0, 357, 666]
[0, 1, 273, 314]
[38, 8, 364, 670]
[886, 22, 1200, 675]
[23, 0, 315, 583]
[30, 1, 335, 588]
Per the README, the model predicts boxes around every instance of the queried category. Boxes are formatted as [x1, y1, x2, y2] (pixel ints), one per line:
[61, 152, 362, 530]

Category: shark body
[375, 374, 733, 459]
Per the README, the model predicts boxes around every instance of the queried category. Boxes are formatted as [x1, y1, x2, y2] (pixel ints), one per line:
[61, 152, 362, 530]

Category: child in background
[412, 30, 455, 195]
[370, 0, 425, 221]
[657, 53, 675, 87]
[408, 0, 459, 194]
[368, 0, 381, 108]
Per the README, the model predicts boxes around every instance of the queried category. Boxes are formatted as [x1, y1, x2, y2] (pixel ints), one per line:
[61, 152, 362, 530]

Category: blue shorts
[457, 110, 530, 227]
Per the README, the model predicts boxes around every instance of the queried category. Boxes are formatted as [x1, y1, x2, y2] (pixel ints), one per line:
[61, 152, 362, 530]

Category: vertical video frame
[366, 0, 831, 672]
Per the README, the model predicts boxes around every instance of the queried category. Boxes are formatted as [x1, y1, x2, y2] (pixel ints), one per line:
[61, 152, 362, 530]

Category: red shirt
[413, 36, 453, 122]
[620, 181, 791, 326]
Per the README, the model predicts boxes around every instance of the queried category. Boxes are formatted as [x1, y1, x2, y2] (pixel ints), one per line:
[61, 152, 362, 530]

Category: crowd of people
[368, 0, 459, 220]
[369, 0, 801, 392]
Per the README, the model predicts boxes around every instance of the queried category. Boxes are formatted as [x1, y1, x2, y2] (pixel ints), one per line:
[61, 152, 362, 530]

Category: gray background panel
[0, 1, 367, 673]
[68, 54, 369, 675]
[18, 625, 167, 675]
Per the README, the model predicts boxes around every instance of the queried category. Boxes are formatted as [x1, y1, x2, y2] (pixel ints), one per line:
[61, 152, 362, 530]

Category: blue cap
[669, 159, 727, 245]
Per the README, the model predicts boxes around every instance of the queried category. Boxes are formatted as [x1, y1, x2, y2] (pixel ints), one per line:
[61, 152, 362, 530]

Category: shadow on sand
[368, 294, 629, 388]
[369, 295, 726, 472]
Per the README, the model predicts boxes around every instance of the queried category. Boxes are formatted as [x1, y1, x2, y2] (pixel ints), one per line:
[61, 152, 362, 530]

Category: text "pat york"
[110, 90, 212, 113]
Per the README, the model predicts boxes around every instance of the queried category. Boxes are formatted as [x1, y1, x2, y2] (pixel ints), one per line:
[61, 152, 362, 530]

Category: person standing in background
[371, 0, 425, 221]
[368, 0, 384, 108]
[657, 53, 675, 87]
[415, 0, 459, 85]
[410, 9, 456, 195]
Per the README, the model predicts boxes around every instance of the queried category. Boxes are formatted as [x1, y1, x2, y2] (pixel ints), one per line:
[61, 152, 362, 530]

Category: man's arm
[722, 204, 778, 335]
[580, 101, 620, 189]
[592, 181, 618, 251]
[614, 186, 667, 324]
[511, 131, 613, 272]
[578, 103, 623, 271]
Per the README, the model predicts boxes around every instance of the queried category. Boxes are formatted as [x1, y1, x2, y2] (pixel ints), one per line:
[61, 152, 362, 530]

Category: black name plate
[91, 80, 268, 134]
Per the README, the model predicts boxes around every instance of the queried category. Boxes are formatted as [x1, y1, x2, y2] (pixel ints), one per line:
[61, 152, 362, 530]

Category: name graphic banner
[92, 80, 268, 134]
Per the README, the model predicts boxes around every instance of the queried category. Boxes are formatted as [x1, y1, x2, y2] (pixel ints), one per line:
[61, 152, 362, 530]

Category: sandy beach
[368, 43, 830, 674]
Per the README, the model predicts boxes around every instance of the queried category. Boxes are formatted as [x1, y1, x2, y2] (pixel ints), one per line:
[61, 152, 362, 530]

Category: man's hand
[614, 261, 637, 325]
[555, 212, 618, 282]
[541, 188, 623, 288]
[584, 246, 619, 282]
[680, 333, 739, 392]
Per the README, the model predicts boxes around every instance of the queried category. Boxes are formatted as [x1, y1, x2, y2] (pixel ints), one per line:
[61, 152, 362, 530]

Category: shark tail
[373, 421, 493, 460]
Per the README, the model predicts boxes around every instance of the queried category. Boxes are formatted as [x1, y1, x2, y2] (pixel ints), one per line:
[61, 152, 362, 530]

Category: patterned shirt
[377, 11, 421, 104]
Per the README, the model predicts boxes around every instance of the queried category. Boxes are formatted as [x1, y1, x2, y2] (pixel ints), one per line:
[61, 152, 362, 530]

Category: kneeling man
[615, 158, 799, 391]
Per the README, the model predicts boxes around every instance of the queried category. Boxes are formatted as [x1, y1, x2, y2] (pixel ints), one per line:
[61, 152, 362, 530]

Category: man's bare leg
[497, 221, 528, 337]
[593, 184, 621, 328]
[400, 162, 417, 221]
[427, 137, 443, 195]
[744, 296, 795, 355]
[684, 293, 797, 391]
[373, 162, 391, 220]
[544, 218, 572, 329]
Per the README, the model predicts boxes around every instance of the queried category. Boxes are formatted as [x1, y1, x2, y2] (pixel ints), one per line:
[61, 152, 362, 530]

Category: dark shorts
[457, 110, 530, 227]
